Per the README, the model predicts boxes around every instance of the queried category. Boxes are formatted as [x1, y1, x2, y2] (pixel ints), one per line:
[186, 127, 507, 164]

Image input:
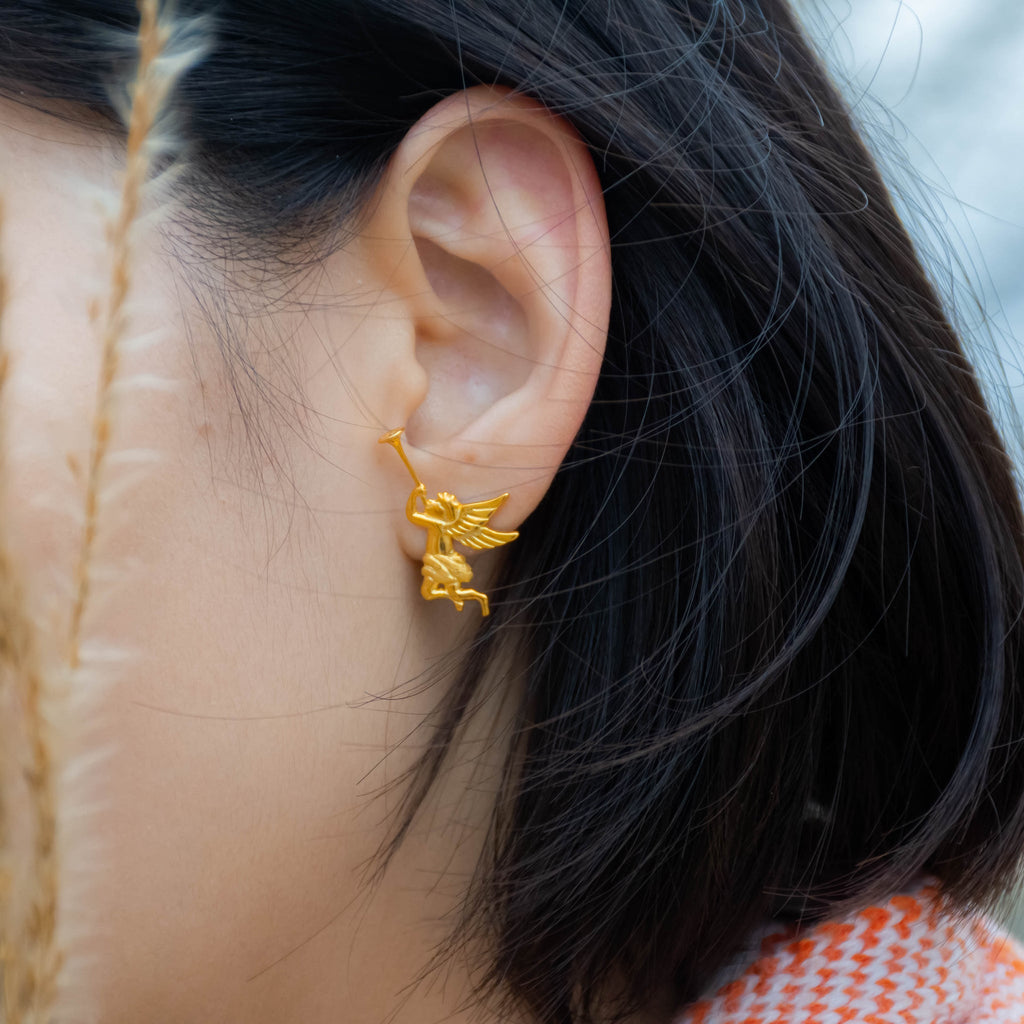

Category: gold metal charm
[379, 429, 518, 616]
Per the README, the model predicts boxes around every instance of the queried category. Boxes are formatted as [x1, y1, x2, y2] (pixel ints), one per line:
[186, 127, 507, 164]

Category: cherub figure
[379, 430, 519, 615]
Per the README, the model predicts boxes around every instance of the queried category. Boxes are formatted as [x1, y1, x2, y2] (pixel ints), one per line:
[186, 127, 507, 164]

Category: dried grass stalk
[0, 194, 61, 1020]
[67, 0, 172, 670]
[1, 1, 180, 1019]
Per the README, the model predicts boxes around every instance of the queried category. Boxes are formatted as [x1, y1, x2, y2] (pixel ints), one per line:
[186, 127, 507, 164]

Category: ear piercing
[379, 429, 518, 616]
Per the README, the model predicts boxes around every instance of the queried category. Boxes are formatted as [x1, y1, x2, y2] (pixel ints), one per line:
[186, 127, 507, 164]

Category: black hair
[4, 2, 1024, 1021]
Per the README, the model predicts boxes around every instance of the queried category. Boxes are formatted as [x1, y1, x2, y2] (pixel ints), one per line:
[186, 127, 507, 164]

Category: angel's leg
[419, 576, 466, 610]
[454, 588, 489, 616]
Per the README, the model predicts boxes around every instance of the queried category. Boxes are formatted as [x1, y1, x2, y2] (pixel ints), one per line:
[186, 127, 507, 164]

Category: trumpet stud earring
[379, 428, 518, 616]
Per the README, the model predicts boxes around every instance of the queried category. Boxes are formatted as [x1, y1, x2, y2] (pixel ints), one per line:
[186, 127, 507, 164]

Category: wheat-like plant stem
[0, 584, 59, 1024]
[67, 0, 168, 671]
[0, 198, 61, 1021]
[2, 3, 185, 1017]
[1, 2, 173, 1020]
[0, 193, 18, 1022]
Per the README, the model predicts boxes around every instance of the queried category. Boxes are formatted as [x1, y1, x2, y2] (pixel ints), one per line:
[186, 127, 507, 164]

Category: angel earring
[378, 429, 519, 616]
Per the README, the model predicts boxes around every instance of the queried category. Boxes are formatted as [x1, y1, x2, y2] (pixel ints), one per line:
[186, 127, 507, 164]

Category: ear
[360, 87, 611, 544]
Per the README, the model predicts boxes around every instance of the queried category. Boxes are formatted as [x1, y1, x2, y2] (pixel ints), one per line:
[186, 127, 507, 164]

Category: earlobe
[361, 87, 611, 535]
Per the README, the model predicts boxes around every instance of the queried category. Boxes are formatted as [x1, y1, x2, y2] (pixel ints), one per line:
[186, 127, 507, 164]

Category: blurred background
[794, 0, 1024, 934]
[795, 0, 1024, 443]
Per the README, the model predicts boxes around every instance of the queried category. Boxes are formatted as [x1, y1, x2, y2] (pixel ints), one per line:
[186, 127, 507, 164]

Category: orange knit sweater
[677, 884, 1024, 1022]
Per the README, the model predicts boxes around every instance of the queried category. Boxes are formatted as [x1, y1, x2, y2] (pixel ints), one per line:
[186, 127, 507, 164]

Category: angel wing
[447, 493, 520, 550]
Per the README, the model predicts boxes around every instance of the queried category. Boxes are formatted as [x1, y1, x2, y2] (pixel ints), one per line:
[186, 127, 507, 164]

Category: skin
[0, 86, 611, 1024]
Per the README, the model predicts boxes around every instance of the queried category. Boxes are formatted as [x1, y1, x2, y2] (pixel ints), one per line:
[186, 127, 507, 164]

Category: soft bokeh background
[795, 0, 1024, 444]
[794, 0, 1024, 934]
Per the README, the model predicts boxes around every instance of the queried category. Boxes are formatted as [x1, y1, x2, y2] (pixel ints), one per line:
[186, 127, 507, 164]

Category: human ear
[359, 86, 611, 542]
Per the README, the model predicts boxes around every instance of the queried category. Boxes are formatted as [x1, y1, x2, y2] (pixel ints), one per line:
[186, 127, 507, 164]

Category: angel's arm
[406, 484, 439, 528]
[406, 483, 425, 521]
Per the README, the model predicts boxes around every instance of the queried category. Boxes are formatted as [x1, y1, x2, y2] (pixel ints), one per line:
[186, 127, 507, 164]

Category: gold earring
[379, 429, 518, 616]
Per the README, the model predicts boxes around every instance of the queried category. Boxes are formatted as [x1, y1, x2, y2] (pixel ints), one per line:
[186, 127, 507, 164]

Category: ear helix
[378, 429, 518, 616]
